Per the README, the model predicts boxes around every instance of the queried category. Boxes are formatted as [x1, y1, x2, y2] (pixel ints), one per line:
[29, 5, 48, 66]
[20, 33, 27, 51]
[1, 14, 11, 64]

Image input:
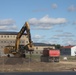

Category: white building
[60, 45, 76, 56]
[71, 46, 76, 56]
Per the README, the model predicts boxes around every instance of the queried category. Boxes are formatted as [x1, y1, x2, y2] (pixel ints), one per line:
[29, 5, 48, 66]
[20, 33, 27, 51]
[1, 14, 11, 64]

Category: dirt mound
[3, 58, 29, 65]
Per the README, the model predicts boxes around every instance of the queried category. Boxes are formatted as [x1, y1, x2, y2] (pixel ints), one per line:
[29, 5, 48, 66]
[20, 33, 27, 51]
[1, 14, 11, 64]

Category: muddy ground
[0, 57, 76, 72]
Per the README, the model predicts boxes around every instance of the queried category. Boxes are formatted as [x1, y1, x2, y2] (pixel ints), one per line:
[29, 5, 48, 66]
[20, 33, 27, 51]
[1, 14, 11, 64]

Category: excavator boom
[4, 22, 34, 57]
[15, 22, 31, 52]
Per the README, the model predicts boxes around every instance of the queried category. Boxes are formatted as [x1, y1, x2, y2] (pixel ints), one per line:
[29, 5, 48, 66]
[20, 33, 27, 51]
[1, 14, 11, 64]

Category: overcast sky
[0, 0, 76, 46]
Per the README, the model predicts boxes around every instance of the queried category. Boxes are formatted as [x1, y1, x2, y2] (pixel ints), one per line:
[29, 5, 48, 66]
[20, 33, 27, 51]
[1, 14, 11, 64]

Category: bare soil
[0, 57, 76, 72]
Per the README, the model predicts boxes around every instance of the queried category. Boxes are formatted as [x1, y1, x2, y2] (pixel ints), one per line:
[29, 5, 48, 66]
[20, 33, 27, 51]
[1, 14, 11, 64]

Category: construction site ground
[0, 56, 76, 72]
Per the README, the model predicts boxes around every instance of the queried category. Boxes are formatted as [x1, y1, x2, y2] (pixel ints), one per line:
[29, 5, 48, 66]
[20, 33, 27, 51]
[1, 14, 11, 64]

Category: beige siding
[0, 34, 29, 56]
[26, 46, 55, 55]
[0, 34, 55, 56]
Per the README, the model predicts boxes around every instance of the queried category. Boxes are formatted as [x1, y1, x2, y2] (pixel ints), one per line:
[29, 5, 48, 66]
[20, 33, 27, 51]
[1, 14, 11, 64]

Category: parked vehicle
[40, 48, 60, 62]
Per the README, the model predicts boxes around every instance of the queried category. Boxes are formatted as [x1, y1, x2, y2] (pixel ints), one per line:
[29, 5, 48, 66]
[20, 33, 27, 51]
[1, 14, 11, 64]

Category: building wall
[0, 34, 29, 56]
[26, 46, 55, 55]
[60, 48, 71, 56]
[0, 33, 55, 56]
[60, 46, 76, 56]
[71, 46, 76, 56]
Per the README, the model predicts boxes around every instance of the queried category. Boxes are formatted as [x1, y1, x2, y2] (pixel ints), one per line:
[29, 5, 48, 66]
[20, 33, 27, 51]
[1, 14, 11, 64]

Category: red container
[49, 50, 60, 57]
[43, 49, 60, 57]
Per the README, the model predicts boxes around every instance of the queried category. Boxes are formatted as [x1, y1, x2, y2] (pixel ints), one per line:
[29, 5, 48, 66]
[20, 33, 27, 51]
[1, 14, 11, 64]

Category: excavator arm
[15, 22, 34, 52]
[4, 22, 34, 57]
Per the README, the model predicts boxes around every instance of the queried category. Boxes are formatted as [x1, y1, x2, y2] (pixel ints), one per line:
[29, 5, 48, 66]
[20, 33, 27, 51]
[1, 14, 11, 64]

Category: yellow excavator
[4, 22, 34, 58]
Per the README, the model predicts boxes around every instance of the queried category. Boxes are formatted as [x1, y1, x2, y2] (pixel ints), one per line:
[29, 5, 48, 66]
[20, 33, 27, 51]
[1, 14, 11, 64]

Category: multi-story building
[0, 32, 55, 56]
[32, 43, 55, 55]
[0, 32, 28, 56]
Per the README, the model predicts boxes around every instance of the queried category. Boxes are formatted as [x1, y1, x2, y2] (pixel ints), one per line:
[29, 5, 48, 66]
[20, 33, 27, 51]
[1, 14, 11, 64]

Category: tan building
[32, 43, 55, 55]
[0, 32, 55, 56]
[0, 32, 28, 56]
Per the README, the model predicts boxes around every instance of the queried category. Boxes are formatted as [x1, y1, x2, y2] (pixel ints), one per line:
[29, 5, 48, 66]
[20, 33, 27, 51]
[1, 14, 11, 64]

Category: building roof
[63, 45, 74, 49]
[0, 31, 27, 35]
[33, 43, 54, 46]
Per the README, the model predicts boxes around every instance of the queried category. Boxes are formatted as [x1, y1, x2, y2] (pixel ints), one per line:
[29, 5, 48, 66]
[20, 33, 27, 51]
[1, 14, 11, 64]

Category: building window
[7, 35, 9, 38]
[1, 41, 3, 43]
[4, 41, 6, 43]
[13, 41, 15, 43]
[10, 41, 12, 43]
[1, 46, 3, 48]
[4, 35, 6, 38]
[26, 41, 28, 43]
[13, 35, 15, 38]
[40, 52, 42, 54]
[36, 47, 38, 49]
[7, 41, 9, 43]
[36, 52, 38, 54]
[21, 40, 24, 43]
[10, 35, 12, 38]
[20, 40, 24, 43]
[1, 35, 3, 38]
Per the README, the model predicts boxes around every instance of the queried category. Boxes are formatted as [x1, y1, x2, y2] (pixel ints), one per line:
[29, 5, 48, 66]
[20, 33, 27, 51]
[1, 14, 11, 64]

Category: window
[36, 47, 38, 49]
[20, 41, 23, 43]
[13, 35, 15, 38]
[7, 41, 9, 43]
[26, 41, 28, 43]
[7, 35, 9, 38]
[36, 52, 38, 54]
[1, 35, 3, 38]
[21, 40, 24, 43]
[13, 41, 15, 43]
[4, 41, 6, 43]
[10, 35, 12, 38]
[1, 41, 3, 43]
[40, 52, 42, 54]
[10, 41, 12, 43]
[4, 35, 6, 38]
[1, 46, 3, 48]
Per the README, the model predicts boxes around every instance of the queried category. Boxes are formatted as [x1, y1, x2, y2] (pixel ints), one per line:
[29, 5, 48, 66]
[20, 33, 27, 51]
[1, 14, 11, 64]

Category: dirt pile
[0, 57, 30, 65]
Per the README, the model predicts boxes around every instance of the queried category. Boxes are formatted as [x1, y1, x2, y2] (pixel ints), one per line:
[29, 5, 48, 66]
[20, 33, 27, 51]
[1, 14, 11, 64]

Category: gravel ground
[0, 57, 76, 72]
